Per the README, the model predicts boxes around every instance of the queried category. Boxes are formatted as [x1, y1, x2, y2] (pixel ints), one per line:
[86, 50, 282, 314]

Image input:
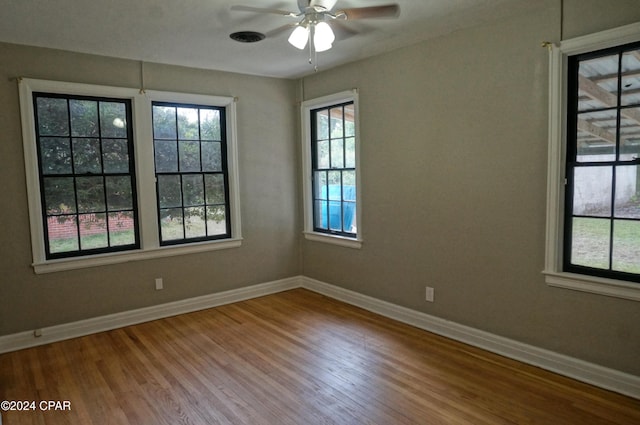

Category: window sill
[32, 238, 243, 274]
[303, 232, 362, 249]
[543, 270, 640, 302]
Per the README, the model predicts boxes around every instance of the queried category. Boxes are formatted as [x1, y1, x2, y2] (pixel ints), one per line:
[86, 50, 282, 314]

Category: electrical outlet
[155, 278, 163, 290]
[425, 286, 435, 302]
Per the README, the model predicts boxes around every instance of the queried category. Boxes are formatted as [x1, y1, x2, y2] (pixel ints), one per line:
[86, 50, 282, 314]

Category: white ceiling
[0, 0, 542, 79]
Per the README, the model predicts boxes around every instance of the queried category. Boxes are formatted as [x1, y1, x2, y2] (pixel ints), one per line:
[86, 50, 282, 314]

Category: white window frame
[543, 22, 640, 301]
[19, 79, 242, 274]
[301, 90, 362, 249]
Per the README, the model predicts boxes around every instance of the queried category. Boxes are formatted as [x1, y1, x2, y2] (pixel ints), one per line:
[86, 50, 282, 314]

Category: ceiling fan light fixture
[231, 1, 400, 67]
[288, 25, 309, 50]
[313, 21, 334, 52]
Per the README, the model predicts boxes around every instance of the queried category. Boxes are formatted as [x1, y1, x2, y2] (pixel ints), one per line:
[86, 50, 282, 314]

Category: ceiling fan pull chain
[314, 48, 319, 72]
[308, 25, 314, 66]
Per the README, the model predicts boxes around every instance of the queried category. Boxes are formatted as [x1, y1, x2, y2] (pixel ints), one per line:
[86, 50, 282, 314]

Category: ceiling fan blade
[265, 23, 298, 38]
[329, 20, 359, 41]
[298, 0, 337, 12]
[230, 5, 298, 17]
[337, 4, 400, 20]
[309, 0, 338, 10]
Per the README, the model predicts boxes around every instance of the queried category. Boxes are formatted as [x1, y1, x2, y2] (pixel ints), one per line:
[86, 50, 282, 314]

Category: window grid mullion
[197, 110, 208, 237]
[342, 105, 347, 169]
[65, 98, 83, 250]
[340, 170, 345, 233]
[608, 53, 623, 271]
[95, 102, 113, 249]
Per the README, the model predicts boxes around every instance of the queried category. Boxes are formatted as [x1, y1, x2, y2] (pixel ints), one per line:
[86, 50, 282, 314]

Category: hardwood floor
[1, 288, 639, 424]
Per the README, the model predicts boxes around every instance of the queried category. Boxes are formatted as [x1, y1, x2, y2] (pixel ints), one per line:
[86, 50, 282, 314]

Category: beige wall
[301, 1, 640, 375]
[0, 44, 300, 335]
[1, 0, 639, 378]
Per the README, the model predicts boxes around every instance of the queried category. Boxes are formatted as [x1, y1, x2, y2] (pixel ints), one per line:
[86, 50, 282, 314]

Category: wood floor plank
[1, 288, 639, 424]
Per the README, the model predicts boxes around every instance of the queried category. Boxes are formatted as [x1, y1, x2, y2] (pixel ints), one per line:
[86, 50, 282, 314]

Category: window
[19, 79, 241, 273]
[544, 22, 640, 300]
[152, 102, 230, 245]
[301, 90, 361, 248]
[565, 42, 640, 282]
[33, 93, 139, 258]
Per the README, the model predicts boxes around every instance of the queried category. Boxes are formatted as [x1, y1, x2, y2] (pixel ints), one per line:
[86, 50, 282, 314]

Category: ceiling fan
[230, 0, 400, 54]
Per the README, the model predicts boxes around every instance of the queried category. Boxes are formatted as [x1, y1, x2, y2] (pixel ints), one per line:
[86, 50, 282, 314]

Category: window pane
[40, 137, 72, 174]
[328, 169, 341, 186]
[160, 208, 184, 241]
[70, 100, 98, 137]
[328, 201, 342, 231]
[100, 102, 127, 138]
[205, 174, 225, 204]
[612, 220, 640, 273]
[157, 175, 182, 208]
[179, 140, 201, 172]
[571, 217, 611, 269]
[183, 174, 204, 206]
[103, 139, 130, 173]
[44, 177, 76, 214]
[177, 107, 200, 140]
[344, 104, 355, 137]
[578, 54, 618, 112]
[343, 201, 356, 233]
[621, 48, 640, 106]
[184, 207, 206, 238]
[206, 206, 227, 236]
[576, 110, 617, 161]
[343, 170, 356, 193]
[614, 165, 640, 218]
[314, 171, 327, 200]
[105, 176, 133, 211]
[314, 200, 328, 229]
[202, 141, 222, 172]
[153, 105, 177, 139]
[201, 109, 221, 140]
[620, 107, 640, 160]
[330, 107, 344, 138]
[330, 138, 344, 169]
[573, 166, 612, 217]
[345, 137, 355, 168]
[79, 213, 108, 250]
[48, 216, 78, 253]
[316, 140, 329, 169]
[109, 211, 135, 246]
[76, 176, 105, 213]
[154, 140, 178, 172]
[327, 172, 341, 201]
[316, 109, 329, 140]
[37, 97, 69, 136]
[73, 138, 101, 174]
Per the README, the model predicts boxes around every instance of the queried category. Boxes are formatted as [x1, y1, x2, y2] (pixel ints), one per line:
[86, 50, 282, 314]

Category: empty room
[1, 0, 639, 423]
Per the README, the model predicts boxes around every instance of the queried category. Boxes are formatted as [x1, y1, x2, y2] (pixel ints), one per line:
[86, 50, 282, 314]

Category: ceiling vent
[229, 31, 266, 43]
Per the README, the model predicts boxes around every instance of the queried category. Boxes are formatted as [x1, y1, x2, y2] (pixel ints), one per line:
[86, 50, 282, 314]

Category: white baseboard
[299, 276, 640, 400]
[1, 274, 638, 400]
[0, 276, 300, 355]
